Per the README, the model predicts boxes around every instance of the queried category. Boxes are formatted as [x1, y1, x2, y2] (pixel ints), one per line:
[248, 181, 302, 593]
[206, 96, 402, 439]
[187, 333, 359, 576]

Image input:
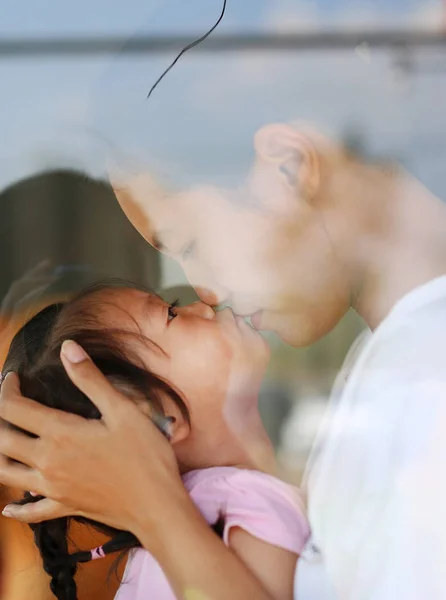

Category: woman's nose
[194, 286, 221, 306]
[179, 302, 216, 320]
[182, 264, 230, 306]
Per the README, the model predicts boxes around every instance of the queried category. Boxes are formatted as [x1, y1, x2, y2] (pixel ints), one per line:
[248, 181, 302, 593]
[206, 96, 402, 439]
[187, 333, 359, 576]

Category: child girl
[1, 281, 310, 600]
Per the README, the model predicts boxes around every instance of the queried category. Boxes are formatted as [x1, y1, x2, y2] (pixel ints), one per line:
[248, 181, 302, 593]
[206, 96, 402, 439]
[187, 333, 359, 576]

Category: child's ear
[137, 395, 190, 444]
[164, 415, 190, 445]
[160, 398, 190, 445]
[128, 387, 190, 443]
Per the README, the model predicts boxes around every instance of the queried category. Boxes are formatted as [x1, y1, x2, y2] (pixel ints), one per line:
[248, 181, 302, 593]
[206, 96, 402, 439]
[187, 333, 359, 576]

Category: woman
[3, 122, 446, 599]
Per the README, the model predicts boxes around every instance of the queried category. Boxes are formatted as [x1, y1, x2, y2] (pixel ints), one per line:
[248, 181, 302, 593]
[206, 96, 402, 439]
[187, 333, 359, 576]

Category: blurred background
[1, 1, 445, 597]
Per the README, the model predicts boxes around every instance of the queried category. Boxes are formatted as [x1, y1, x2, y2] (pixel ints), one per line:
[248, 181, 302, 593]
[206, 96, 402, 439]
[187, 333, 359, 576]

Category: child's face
[97, 288, 270, 460]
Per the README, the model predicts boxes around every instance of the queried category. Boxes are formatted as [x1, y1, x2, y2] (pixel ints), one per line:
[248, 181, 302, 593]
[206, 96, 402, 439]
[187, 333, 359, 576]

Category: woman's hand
[0, 341, 275, 600]
[0, 340, 184, 542]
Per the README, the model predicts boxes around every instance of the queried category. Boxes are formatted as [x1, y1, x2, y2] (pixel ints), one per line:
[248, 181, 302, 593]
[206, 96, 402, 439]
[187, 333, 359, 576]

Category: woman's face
[112, 169, 350, 347]
[98, 289, 270, 421]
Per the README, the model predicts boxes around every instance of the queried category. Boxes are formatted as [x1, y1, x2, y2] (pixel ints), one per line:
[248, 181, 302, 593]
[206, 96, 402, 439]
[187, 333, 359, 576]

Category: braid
[15, 493, 139, 598]
[31, 517, 78, 600]
[70, 530, 139, 564]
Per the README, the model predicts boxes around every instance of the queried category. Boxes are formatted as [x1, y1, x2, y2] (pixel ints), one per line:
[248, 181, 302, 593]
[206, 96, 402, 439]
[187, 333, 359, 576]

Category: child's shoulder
[183, 466, 310, 554]
[183, 466, 303, 505]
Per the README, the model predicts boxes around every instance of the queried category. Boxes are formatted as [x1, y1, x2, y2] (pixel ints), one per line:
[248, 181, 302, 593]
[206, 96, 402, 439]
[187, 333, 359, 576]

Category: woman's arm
[0, 342, 274, 600]
[228, 528, 297, 600]
[136, 497, 277, 600]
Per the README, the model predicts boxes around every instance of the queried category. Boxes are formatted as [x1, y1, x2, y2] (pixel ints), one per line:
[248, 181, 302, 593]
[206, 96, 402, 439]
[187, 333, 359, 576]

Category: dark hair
[2, 281, 190, 600]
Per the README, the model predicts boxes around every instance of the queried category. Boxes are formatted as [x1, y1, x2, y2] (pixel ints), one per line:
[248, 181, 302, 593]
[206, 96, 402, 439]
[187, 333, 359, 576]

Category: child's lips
[249, 310, 263, 330]
[218, 307, 263, 335]
[235, 315, 248, 329]
[235, 315, 264, 341]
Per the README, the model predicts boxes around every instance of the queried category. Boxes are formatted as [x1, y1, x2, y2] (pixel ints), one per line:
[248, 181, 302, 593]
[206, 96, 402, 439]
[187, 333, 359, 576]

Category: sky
[0, 1, 442, 36]
[1, 0, 445, 199]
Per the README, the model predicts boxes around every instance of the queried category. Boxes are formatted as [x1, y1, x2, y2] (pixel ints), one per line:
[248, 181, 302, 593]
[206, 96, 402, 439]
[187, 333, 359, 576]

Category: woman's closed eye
[167, 300, 179, 323]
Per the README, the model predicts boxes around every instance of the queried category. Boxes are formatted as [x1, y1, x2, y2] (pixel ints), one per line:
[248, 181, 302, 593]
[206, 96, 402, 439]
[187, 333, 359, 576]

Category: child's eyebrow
[142, 292, 164, 310]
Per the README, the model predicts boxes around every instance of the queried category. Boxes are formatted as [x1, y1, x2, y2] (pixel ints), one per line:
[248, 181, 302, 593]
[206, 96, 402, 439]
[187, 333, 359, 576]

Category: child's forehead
[84, 287, 160, 322]
[97, 287, 162, 306]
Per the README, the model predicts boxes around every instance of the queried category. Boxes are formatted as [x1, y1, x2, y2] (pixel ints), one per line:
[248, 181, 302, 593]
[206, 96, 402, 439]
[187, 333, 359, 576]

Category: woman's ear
[253, 123, 321, 201]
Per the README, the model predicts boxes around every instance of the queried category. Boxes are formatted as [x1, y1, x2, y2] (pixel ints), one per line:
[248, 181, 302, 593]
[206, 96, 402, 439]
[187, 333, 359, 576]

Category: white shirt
[295, 276, 446, 600]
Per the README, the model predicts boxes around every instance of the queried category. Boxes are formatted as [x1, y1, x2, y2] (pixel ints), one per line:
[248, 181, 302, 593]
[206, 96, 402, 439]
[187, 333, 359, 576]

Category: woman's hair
[1, 281, 190, 600]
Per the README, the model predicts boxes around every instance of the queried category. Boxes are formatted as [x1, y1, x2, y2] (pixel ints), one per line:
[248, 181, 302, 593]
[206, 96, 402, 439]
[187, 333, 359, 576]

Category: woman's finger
[0, 371, 20, 396]
[2, 497, 74, 523]
[0, 373, 77, 438]
[60, 340, 131, 425]
[0, 458, 44, 494]
[0, 426, 39, 467]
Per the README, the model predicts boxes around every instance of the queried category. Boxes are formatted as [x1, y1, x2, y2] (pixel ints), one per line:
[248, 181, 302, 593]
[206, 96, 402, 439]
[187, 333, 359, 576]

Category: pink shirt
[115, 466, 310, 600]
